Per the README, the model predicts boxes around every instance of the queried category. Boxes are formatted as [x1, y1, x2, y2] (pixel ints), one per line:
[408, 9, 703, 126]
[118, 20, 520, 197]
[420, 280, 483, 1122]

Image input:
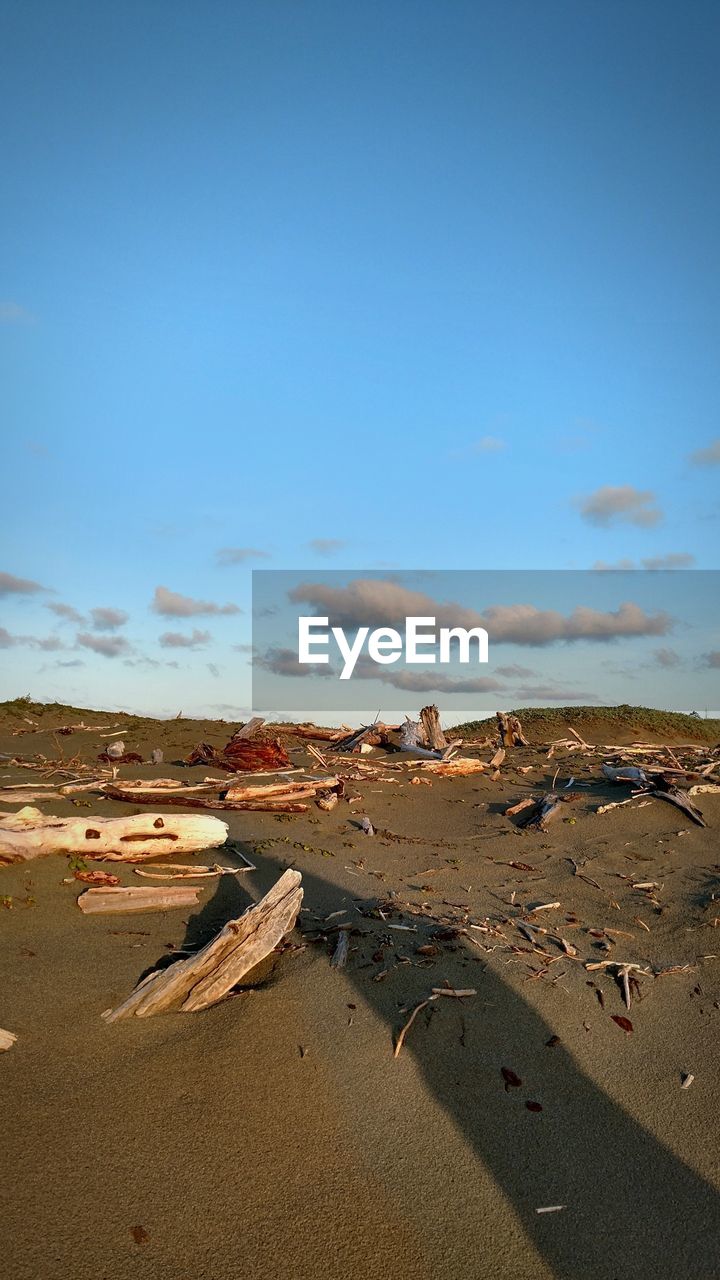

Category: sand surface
[2, 706, 720, 1279]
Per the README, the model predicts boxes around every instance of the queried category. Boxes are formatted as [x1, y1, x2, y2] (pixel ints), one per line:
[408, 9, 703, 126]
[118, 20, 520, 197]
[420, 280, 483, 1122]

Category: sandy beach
[2, 701, 720, 1280]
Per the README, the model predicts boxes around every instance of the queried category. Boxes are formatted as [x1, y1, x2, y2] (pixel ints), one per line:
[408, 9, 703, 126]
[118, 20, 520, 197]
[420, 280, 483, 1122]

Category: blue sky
[1, 0, 718, 717]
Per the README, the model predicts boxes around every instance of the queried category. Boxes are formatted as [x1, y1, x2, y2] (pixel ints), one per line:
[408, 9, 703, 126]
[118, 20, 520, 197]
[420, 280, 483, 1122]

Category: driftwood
[77, 885, 203, 914]
[186, 736, 291, 773]
[223, 776, 339, 802]
[496, 712, 529, 748]
[103, 776, 340, 814]
[0, 806, 228, 864]
[103, 868, 303, 1021]
[0, 1028, 17, 1052]
[419, 705, 447, 751]
[416, 757, 486, 777]
[330, 724, 387, 754]
[517, 792, 574, 831]
[103, 787, 310, 814]
[232, 717, 265, 740]
[134, 858, 255, 879]
[317, 791, 339, 812]
[280, 725, 345, 742]
[394, 987, 476, 1058]
[651, 777, 706, 827]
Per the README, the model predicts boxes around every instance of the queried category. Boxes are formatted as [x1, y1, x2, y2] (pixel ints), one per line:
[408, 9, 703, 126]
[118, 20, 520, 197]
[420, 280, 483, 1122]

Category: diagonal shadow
[124, 845, 720, 1279]
[248, 848, 720, 1280]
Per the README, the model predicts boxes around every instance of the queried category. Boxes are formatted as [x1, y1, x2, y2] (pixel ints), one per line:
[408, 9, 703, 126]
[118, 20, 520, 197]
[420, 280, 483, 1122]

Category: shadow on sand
[134, 847, 720, 1280]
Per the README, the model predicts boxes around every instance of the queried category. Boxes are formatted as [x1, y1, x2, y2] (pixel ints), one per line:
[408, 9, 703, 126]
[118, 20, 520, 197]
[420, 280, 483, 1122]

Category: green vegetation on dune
[451, 705, 720, 744]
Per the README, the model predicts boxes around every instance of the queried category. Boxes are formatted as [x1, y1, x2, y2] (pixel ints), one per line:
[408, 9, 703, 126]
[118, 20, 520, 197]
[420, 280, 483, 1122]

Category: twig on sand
[393, 986, 476, 1058]
[585, 960, 651, 1008]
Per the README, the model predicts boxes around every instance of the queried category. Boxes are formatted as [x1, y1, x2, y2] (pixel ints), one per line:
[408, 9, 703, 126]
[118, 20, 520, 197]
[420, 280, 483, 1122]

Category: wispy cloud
[0, 626, 65, 651]
[255, 646, 333, 678]
[471, 436, 506, 453]
[77, 632, 131, 658]
[700, 651, 720, 669]
[216, 547, 270, 566]
[642, 553, 695, 570]
[307, 539, 346, 557]
[158, 629, 211, 649]
[654, 647, 681, 668]
[576, 486, 662, 527]
[46, 601, 85, 624]
[689, 439, 720, 467]
[91, 606, 129, 631]
[151, 585, 241, 617]
[365, 669, 503, 694]
[207, 663, 220, 678]
[593, 553, 695, 571]
[511, 684, 599, 702]
[0, 301, 36, 325]
[0, 570, 50, 597]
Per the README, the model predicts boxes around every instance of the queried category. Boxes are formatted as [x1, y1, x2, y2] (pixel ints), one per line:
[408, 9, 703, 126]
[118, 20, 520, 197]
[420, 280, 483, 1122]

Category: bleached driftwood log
[0, 1028, 17, 1051]
[103, 868, 303, 1021]
[77, 885, 204, 914]
[419, 705, 447, 751]
[416, 757, 487, 777]
[0, 806, 228, 864]
[103, 777, 340, 814]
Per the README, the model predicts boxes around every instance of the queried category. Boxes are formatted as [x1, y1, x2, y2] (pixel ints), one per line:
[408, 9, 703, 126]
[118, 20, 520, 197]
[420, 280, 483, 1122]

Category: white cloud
[576, 486, 662, 527]
[0, 627, 65, 651]
[0, 570, 49, 597]
[216, 547, 271, 566]
[642, 553, 695, 570]
[593, 553, 695, 571]
[91, 606, 129, 631]
[689, 439, 720, 467]
[77, 632, 131, 658]
[654, 648, 681, 668]
[289, 579, 672, 645]
[151, 585, 241, 617]
[307, 539, 346, 557]
[46, 602, 85, 624]
[158, 629, 211, 649]
[0, 301, 35, 324]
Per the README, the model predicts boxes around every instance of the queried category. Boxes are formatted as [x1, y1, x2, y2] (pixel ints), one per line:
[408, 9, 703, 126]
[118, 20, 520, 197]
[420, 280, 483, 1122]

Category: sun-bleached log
[223, 776, 339, 801]
[103, 785, 311, 813]
[103, 777, 340, 813]
[77, 885, 203, 914]
[0, 1028, 17, 1051]
[419, 705, 447, 751]
[0, 806, 228, 864]
[416, 757, 487, 777]
[103, 868, 303, 1021]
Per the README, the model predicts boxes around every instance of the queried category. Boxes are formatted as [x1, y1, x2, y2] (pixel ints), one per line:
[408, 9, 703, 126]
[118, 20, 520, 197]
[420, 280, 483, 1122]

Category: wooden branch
[102, 785, 310, 813]
[0, 805, 228, 864]
[223, 777, 339, 802]
[77, 885, 203, 914]
[103, 868, 303, 1021]
[416, 757, 487, 777]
